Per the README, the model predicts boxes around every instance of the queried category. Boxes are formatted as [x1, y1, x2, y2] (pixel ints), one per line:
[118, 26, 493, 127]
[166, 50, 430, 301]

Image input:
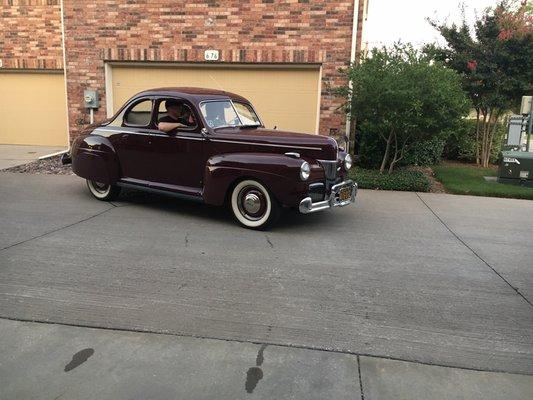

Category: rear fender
[203, 153, 309, 207]
[71, 134, 121, 184]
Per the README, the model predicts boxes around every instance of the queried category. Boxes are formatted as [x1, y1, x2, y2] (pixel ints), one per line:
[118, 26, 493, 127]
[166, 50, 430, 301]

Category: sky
[363, 0, 502, 49]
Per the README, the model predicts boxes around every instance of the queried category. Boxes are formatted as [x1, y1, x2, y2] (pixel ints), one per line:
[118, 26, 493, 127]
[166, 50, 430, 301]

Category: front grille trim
[318, 159, 337, 181]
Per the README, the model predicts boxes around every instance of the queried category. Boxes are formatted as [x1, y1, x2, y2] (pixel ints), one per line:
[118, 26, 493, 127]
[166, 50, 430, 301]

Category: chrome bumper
[299, 180, 357, 214]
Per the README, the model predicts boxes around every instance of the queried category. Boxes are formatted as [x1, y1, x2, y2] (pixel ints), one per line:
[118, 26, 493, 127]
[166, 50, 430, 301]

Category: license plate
[339, 186, 351, 201]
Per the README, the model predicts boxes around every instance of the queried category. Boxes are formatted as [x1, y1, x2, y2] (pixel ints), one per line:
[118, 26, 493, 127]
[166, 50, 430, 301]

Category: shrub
[339, 43, 469, 173]
[443, 119, 505, 164]
[400, 135, 448, 166]
[356, 125, 448, 169]
[348, 168, 431, 192]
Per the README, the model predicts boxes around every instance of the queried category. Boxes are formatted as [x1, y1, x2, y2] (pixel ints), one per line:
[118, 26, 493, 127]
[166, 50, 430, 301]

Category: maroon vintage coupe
[65, 88, 357, 229]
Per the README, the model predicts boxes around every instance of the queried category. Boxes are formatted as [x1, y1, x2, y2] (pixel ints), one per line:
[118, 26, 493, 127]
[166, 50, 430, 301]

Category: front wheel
[86, 180, 121, 201]
[230, 180, 280, 230]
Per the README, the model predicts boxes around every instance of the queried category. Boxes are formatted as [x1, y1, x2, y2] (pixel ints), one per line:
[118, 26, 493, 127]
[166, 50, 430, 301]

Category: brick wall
[0, 0, 63, 69]
[63, 0, 355, 140]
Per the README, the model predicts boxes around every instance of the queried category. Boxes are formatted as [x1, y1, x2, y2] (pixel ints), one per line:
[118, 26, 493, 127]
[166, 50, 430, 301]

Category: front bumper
[299, 180, 357, 214]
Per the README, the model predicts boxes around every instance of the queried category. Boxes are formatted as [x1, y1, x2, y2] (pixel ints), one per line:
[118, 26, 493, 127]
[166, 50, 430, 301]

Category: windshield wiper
[239, 124, 261, 129]
[212, 124, 238, 130]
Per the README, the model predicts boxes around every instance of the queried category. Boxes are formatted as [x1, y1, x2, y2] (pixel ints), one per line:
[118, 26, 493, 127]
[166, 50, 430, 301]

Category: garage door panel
[111, 66, 320, 134]
[0, 72, 68, 146]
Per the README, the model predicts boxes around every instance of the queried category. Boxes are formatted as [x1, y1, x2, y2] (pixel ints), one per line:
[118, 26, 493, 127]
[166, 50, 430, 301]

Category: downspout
[60, 0, 71, 147]
[345, 0, 360, 154]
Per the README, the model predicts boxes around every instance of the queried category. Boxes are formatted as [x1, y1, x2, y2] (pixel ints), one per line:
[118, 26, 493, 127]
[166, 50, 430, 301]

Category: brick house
[0, 0, 67, 146]
[0, 0, 368, 146]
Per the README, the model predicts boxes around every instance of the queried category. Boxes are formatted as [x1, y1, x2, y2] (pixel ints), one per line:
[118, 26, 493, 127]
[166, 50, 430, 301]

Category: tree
[427, 0, 533, 167]
[340, 43, 469, 173]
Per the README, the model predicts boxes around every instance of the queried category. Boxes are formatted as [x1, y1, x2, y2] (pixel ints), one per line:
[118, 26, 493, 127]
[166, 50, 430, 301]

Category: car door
[148, 98, 205, 193]
[114, 97, 155, 184]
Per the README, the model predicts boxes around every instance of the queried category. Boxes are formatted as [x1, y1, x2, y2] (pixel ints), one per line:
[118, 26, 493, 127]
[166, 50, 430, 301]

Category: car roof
[135, 87, 250, 103]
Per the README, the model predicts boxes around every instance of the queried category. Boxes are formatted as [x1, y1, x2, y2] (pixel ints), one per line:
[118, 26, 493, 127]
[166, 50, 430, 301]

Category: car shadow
[110, 188, 331, 232]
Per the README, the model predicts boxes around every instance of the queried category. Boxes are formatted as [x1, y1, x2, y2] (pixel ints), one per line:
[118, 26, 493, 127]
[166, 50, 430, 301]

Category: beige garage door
[110, 65, 321, 134]
[0, 71, 68, 146]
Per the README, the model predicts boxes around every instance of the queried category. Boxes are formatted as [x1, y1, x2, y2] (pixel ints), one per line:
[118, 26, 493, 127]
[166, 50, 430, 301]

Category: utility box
[521, 95, 532, 114]
[83, 89, 99, 108]
[498, 150, 533, 188]
[506, 115, 527, 147]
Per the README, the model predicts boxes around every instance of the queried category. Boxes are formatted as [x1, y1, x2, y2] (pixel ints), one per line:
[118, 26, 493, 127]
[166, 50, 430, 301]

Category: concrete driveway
[0, 144, 67, 169]
[0, 172, 532, 398]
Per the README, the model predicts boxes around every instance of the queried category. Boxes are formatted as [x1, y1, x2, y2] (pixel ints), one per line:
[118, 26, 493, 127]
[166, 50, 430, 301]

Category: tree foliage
[426, 0, 533, 167]
[340, 43, 469, 173]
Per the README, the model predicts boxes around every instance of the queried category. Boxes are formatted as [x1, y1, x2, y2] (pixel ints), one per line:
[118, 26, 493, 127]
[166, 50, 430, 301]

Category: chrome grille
[318, 159, 337, 181]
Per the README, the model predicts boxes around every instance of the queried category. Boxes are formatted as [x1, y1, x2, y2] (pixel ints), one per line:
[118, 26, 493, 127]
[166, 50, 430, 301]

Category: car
[64, 87, 357, 229]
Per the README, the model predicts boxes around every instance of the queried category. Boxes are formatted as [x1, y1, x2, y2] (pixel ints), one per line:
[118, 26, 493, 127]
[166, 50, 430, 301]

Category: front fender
[71, 134, 121, 184]
[203, 153, 309, 207]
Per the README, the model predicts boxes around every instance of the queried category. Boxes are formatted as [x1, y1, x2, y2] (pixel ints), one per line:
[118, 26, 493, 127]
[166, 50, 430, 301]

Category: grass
[348, 167, 430, 192]
[433, 163, 533, 200]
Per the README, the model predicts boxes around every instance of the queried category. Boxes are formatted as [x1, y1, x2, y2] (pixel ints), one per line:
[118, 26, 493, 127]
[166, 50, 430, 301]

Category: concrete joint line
[0, 206, 117, 253]
[2, 315, 530, 377]
[357, 355, 365, 400]
[415, 193, 533, 308]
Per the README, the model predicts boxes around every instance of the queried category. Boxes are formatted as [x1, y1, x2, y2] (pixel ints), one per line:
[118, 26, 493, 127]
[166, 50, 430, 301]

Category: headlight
[344, 154, 353, 170]
[300, 161, 311, 180]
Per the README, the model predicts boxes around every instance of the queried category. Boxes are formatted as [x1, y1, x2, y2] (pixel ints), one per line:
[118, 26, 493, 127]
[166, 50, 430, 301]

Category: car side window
[156, 99, 198, 131]
[123, 99, 153, 127]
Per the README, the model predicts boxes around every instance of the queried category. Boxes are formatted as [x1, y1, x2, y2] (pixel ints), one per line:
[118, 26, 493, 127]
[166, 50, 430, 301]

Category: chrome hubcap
[237, 186, 267, 221]
[243, 193, 261, 214]
[92, 181, 109, 194]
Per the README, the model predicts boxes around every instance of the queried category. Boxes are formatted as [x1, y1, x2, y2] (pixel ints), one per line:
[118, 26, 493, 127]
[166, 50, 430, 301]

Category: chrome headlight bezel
[300, 161, 311, 181]
[344, 153, 353, 170]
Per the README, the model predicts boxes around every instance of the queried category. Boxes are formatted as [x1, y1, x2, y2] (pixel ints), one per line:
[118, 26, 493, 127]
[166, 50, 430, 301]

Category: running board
[117, 181, 204, 203]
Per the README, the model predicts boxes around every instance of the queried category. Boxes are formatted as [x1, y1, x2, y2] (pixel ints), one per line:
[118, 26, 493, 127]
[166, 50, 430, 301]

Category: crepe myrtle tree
[427, 0, 533, 167]
[340, 43, 469, 173]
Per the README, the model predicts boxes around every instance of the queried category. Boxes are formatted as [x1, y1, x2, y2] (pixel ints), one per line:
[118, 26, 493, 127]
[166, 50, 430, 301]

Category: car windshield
[200, 100, 261, 129]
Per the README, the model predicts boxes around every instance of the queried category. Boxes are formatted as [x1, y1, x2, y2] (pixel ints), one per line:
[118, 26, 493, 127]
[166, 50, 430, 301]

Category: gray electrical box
[507, 115, 527, 146]
[83, 89, 99, 108]
[520, 95, 532, 115]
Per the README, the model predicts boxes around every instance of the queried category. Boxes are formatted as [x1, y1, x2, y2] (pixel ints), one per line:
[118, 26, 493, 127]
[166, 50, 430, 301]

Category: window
[233, 102, 261, 126]
[124, 99, 153, 127]
[200, 100, 261, 129]
[157, 99, 198, 131]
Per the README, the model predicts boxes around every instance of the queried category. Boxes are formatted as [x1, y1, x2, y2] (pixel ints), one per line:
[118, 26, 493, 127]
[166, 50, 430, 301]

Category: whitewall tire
[230, 179, 280, 230]
[86, 179, 121, 201]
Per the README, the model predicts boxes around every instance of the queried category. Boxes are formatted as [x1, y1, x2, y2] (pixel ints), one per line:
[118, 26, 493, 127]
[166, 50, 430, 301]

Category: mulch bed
[3, 155, 74, 175]
[408, 166, 446, 193]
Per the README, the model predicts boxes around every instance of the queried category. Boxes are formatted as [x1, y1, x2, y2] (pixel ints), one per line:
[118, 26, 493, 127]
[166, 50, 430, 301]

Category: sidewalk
[0, 144, 66, 170]
[1, 318, 531, 400]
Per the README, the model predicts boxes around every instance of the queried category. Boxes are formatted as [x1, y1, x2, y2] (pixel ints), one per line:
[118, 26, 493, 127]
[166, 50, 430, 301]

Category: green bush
[356, 121, 386, 169]
[340, 43, 469, 173]
[356, 124, 448, 169]
[443, 119, 505, 164]
[348, 168, 430, 192]
[400, 135, 447, 166]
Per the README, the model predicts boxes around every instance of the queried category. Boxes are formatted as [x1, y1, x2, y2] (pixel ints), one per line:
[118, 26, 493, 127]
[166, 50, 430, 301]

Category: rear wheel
[86, 180, 121, 201]
[230, 179, 280, 230]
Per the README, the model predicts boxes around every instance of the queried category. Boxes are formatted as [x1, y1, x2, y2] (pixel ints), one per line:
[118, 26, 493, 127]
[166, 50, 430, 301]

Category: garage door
[109, 65, 321, 134]
[0, 71, 68, 146]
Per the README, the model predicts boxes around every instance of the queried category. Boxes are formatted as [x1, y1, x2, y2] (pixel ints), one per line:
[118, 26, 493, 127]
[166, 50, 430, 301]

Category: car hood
[211, 127, 338, 160]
